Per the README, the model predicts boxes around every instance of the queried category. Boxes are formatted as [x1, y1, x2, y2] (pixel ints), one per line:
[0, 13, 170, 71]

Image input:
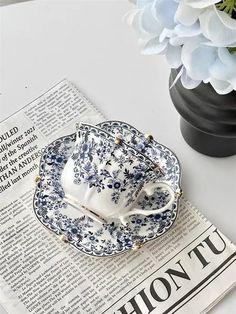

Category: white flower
[126, 0, 183, 67]
[171, 21, 201, 46]
[200, 7, 236, 47]
[127, 0, 236, 94]
[175, 0, 219, 26]
[181, 37, 236, 94]
[185, 0, 220, 7]
[181, 35, 217, 81]
[209, 48, 236, 93]
[176, 0, 236, 47]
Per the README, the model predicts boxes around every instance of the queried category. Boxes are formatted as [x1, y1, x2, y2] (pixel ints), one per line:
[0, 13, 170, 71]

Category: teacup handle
[119, 182, 176, 225]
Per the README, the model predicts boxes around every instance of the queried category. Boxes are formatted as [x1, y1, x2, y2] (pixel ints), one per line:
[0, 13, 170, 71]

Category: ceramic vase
[169, 69, 236, 157]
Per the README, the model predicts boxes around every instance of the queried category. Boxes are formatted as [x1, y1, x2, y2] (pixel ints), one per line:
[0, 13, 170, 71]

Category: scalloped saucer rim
[33, 121, 181, 257]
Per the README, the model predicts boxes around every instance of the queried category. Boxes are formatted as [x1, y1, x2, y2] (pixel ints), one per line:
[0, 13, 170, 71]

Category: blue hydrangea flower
[127, 0, 236, 94]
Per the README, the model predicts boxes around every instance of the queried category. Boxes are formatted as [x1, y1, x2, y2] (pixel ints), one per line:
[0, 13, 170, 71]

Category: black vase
[169, 69, 236, 157]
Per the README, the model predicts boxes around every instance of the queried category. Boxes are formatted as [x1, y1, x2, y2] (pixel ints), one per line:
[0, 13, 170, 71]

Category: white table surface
[0, 1, 235, 313]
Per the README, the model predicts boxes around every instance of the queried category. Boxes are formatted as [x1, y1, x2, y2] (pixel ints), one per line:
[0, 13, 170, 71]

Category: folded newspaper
[0, 80, 235, 314]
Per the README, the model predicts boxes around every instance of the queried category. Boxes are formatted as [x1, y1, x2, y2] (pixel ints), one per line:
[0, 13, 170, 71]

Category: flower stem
[228, 47, 236, 53]
[217, 0, 236, 17]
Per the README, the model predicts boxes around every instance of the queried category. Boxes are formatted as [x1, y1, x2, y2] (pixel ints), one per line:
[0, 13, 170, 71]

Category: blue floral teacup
[61, 123, 176, 225]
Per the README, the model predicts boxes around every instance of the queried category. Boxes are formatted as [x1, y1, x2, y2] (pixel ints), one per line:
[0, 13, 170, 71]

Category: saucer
[33, 123, 181, 257]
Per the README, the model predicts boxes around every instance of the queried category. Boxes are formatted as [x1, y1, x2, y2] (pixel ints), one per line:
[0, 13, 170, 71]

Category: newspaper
[0, 80, 235, 314]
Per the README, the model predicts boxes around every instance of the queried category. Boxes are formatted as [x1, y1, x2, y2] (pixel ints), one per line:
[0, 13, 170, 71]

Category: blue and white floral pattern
[33, 121, 181, 257]
[97, 120, 181, 190]
[71, 124, 162, 209]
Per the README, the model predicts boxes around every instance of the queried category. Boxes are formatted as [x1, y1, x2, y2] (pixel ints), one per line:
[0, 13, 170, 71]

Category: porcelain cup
[61, 123, 176, 225]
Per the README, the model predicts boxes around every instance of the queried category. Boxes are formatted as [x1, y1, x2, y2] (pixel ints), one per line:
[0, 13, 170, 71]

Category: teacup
[61, 123, 176, 225]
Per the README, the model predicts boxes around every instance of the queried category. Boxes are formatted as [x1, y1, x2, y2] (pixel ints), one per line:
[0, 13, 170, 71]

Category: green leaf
[228, 47, 236, 53]
[216, 0, 236, 17]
